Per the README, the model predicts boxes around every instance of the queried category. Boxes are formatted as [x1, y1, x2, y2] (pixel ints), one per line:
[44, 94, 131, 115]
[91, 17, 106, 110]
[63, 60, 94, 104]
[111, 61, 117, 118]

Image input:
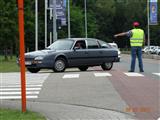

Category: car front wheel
[101, 62, 113, 70]
[53, 58, 66, 72]
[27, 68, 40, 73]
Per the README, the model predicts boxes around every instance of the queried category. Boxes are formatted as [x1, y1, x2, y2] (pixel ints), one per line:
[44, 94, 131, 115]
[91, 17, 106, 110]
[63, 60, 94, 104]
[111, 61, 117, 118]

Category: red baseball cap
[133, 22, 140, 27]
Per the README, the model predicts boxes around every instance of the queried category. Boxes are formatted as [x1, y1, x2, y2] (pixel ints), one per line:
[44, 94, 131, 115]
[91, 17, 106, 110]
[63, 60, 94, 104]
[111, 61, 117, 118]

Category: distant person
[114, 22, 145, 72]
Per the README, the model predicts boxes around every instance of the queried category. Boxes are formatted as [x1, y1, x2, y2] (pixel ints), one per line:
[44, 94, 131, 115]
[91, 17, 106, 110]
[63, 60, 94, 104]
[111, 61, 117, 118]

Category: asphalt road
[1, 54, 159, 120]
[37, 54, 159, 120]
[115, 54, 160, 80]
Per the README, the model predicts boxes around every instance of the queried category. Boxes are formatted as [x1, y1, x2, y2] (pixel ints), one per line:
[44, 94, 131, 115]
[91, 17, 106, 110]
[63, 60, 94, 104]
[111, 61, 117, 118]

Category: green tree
[24, 0, 36, 51]
[95, 0, 116, 42]
[0, 0, 18, 60]
[70, 5, 85, 37]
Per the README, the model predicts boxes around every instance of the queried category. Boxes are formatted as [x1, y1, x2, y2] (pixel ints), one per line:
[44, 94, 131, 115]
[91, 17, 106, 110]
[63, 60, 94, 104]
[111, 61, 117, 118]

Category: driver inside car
[75, 42, 82, 49]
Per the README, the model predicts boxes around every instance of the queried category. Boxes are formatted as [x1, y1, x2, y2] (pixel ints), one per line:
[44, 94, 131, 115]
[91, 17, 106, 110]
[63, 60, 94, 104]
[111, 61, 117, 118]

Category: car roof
[108, 43, 117, 46]
[59, 38, 98, 41]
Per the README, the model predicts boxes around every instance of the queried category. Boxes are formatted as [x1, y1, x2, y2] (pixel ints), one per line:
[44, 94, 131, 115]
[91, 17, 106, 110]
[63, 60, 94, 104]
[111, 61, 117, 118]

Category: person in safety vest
[114, 22, 145, 72]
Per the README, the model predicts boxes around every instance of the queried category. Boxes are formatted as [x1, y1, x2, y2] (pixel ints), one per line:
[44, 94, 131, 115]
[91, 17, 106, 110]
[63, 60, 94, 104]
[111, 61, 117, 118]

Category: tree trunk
[4, 48, 8, 61]
[10, 46, 13, 60]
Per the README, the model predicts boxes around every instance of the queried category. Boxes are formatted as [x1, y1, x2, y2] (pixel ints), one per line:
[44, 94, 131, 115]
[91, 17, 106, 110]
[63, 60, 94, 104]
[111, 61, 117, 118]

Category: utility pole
[50, 9, 53, 44]
[53, 0, 57, 42]
[84, 0, 88, 38]
[35, 0, 38, 50]
[68, 0, 71, 38]
[147, 0, 150, 49]
[45, 0, 47, 48]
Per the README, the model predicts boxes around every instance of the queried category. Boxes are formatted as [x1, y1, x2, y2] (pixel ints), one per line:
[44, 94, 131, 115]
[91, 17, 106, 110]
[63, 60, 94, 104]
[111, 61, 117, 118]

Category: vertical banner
[49, 0, 67, 26]
[150, 0, 158, 25]
[56, 0, 67, 26]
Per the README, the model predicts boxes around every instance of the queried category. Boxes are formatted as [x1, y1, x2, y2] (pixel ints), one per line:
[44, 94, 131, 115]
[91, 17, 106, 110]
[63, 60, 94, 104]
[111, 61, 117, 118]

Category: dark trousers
[130, 47, 144, 72]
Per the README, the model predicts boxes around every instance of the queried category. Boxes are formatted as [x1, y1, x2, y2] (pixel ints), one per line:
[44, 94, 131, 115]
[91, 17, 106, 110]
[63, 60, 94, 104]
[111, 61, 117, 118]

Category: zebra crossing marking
[0, 84, 42, 88]
[124, 72, 144, 77]
[0, 96, 38, 100]
[0, 88, 41, 91]
[63, 74, 79, 79]
[94, 73, 112, 77]
[0, 72, 50, 100]
[0, 91, 39, 95]
[1, 72, 50, 84]
[62, 72, 160, 78]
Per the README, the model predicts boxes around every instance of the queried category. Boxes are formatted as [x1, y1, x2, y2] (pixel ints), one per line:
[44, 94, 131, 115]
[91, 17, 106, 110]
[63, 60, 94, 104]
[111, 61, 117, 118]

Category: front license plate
[25, 61, 32, 65]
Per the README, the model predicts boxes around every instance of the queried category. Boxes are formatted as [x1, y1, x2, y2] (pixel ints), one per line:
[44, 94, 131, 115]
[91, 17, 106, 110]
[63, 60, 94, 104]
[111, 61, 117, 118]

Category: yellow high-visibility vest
[130, 28, 144, 47]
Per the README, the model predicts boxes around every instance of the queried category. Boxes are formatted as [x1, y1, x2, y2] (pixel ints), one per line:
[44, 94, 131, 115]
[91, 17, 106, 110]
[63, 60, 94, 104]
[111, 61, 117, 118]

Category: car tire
[101, 62, 113, 70]
[78, 66, 88, 71]
[53, 58, 66, 72]
[27, 68, 40, 73]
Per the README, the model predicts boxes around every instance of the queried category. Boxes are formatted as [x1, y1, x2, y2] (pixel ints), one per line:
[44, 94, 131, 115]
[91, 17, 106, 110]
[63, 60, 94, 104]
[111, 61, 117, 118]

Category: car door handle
[85, 52, 88, 54]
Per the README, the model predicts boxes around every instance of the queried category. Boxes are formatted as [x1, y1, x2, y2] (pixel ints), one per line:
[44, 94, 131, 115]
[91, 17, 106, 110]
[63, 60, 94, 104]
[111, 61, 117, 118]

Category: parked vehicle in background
[142, 46, 147, 53]
[108, 43, 121, 61]
[19, 38, 119, 73]
[156, 48, 160, 55]
[142, 46, 158, 54]
[150, 46, 160, 54]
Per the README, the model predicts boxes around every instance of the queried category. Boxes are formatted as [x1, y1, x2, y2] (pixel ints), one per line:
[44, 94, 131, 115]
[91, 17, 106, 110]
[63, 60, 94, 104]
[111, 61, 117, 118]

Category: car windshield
[47, 40, 74, 50]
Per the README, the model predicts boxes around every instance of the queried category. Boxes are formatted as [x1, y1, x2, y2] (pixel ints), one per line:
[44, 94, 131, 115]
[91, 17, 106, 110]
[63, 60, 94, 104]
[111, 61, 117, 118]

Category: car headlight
[118, 50, 121, 55]
[34, 56, 44, 60]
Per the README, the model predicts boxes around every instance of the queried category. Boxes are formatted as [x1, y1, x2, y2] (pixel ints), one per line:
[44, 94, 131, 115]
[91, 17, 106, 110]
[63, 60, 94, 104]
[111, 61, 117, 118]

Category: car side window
[87, 40, 99, 49]
[74, 40, 86, 49]
[98, 40, 110, 48]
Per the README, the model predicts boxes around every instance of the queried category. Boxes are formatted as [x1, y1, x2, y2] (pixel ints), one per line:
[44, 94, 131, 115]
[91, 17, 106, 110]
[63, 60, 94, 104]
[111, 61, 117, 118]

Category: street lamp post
[147, 0, 150, 49]
[53, 0, 57, 42]
[35, 0, 38, 50]
[84, 0, 88, 38]
[50, 9, 53, 44]
[45, 0, 47, 48]
[68, 0, 71, 38]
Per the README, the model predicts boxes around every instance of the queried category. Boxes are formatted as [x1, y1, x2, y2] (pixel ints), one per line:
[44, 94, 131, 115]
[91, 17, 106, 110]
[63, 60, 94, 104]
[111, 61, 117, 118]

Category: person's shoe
[140, 70, 144, 72]
[128, 70, 134, 72]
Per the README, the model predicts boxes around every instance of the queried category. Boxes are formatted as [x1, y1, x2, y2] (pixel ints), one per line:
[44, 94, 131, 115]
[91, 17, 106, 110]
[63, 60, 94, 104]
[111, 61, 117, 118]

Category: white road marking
[0, 72, 49, 100]
[0, 88, 41, 91]
[0, 96, 38, 99]
[0, 91, 39, 95]
[152, 73, 160, 76]
[94, 73, 112, 77]
[0, 84, 42, 88]
[124, 72, 144, 77]
[1, 82, 44, 85]
[1, 72, 49, 84]
[63, 74, 79, 79]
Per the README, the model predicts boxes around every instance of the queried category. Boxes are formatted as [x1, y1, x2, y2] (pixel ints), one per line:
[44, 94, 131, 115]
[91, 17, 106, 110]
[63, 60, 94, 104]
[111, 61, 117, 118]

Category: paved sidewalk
[0, 100, 137, 120]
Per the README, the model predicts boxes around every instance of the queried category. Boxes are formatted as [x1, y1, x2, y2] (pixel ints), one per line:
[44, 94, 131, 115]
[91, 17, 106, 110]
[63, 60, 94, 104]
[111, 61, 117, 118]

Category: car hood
[25, 49, 56, 57]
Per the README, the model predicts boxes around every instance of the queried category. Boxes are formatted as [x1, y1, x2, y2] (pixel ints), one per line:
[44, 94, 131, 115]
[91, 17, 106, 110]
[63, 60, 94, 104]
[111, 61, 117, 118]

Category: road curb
[121, 52, 160, 60]
[0, 100, 137, 120]
[142, 54, 160, 60]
